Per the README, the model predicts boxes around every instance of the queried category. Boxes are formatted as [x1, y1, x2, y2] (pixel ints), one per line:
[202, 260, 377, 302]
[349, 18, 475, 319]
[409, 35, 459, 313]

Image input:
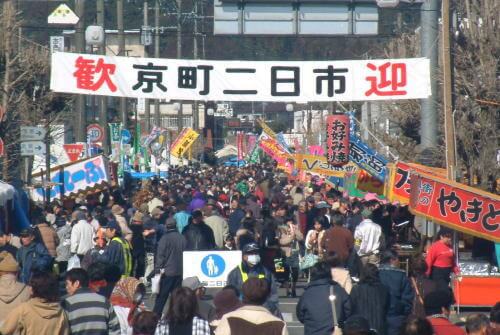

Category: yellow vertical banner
[170, 128, 199, 158]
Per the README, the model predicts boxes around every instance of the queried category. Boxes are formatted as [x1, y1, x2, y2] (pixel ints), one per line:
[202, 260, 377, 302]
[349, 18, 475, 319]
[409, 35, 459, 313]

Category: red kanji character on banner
[73, 56, 117, 92]
[365, 62, 407, 96]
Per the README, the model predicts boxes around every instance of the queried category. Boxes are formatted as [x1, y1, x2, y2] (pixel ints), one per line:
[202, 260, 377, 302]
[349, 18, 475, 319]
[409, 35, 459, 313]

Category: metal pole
[192, 0, 198, 131]
[44, 117, 51, 206]
[74, 0, 86, 142]
[419, 0, 439, 150]
[144, 1, 151, 133]
[176, 0, 183, 133]
[154, 0, 160, 126]
[117, 0, 127, 129]
[97, 0, 109, 155]
[442, 0, 456, 180]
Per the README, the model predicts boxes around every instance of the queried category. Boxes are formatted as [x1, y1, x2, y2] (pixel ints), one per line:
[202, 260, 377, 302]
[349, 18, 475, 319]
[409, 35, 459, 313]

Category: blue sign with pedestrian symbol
[121, 129, 131, 144]
[201, 254, 225, 278]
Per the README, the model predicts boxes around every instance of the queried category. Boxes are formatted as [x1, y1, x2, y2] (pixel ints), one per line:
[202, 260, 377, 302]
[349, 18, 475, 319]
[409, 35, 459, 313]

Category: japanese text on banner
[170, 128, 199, 158]
[51, 52, 432, 102]
[409, 172, 500, 243]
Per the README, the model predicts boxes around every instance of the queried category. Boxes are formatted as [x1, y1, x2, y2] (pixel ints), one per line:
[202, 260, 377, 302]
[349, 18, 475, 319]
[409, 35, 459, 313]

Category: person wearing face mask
[226, 243, 281, 318]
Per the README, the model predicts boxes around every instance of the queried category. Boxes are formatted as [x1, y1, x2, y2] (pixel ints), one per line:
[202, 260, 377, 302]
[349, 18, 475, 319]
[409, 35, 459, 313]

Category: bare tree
[453, 0, 499, 189]
[1, 0, 71, 182]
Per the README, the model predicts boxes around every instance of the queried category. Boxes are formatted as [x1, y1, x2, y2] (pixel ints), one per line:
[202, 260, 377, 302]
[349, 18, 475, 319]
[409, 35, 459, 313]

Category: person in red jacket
[426, 227, 459, 290]
[424, 290, 465, 335]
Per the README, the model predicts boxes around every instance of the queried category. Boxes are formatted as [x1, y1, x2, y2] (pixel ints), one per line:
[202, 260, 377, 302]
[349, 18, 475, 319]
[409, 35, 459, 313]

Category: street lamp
[207, 108, 214, 116]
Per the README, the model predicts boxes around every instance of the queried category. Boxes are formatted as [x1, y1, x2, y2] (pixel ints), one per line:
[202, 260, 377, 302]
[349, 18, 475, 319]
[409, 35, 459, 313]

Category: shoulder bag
[329, 285, 343, 335]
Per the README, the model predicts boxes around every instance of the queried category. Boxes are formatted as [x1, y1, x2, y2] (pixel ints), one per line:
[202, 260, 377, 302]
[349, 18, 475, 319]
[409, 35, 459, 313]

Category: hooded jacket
[16, 242, 53, 284]
[0, 274, 31, 325]
[0, 297, 69, 335]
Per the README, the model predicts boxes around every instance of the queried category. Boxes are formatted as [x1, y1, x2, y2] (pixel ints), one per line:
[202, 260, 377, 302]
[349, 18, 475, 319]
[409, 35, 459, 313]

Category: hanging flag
[108, 123, 122, 144]
[63, 144, 84, 162]
[246, 134, 257, 155]
[349, 134, 388, 182]
[237, 131, 244, 161]
[326, 114, 350, 166]
[170, 128, 199, 158]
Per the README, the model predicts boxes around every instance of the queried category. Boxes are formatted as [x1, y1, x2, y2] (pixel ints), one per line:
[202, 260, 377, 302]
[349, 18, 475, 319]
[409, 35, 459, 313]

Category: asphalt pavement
[145, 279, 489, 335]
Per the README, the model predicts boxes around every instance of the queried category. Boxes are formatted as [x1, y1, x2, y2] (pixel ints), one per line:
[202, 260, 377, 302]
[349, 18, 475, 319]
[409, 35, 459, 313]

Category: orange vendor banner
[386, 161, 446, 204]
[409, 172, 500, 243]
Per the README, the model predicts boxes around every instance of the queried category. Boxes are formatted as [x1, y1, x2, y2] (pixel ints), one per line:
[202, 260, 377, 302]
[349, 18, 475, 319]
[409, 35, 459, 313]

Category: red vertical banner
[237, 131, 244, 161]
[326, 114, 350, 166]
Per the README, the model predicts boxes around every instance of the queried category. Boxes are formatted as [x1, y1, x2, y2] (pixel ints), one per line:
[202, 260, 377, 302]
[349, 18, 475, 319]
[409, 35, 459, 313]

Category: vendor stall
[409, 171, 500, 308]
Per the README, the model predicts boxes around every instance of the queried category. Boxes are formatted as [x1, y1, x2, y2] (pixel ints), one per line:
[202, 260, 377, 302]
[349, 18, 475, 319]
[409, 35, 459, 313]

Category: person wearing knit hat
[354, 206, 382, 266]
[0, 251, 30, 324]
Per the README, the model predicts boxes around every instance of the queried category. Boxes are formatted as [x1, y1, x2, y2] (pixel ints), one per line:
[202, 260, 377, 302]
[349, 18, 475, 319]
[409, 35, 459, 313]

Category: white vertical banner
[137, 98, 146, 113]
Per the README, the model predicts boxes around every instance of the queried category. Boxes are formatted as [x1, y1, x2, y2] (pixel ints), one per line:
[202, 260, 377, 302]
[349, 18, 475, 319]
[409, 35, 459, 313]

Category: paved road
[146, 279, 488, 335]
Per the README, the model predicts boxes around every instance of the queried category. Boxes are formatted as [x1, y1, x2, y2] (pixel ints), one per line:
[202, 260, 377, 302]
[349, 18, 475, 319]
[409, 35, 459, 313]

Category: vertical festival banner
[326, 114, 350, 166]
[237, 131, 244, 161]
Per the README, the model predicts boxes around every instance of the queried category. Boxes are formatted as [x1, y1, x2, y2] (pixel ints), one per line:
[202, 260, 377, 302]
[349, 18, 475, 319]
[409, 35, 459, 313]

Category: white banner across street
[50, 52, 431, 102]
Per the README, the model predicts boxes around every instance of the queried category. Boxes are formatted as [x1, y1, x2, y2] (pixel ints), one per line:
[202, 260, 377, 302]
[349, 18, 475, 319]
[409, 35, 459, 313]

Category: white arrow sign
[20, 126, 46, 141]
[21, 141, 46, 156]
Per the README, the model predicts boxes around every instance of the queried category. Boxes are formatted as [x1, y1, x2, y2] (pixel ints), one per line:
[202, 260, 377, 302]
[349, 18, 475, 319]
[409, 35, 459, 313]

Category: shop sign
[409, 172, 500, 242]
[386, 161, 446, 204]
[326, 114, 349, 166]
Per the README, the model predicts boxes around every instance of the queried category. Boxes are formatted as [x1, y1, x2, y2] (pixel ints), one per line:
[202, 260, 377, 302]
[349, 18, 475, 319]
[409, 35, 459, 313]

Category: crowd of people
[0, 163, 498, 335]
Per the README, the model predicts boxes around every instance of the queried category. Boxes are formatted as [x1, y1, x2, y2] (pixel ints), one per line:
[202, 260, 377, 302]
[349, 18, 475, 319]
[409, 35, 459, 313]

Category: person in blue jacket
[378, 249, 415, 335]
[16, 227, 53, 283]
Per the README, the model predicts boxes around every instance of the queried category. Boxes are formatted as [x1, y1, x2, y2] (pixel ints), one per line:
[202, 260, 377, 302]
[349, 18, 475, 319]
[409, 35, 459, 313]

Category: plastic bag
[151, 273, 162, 295]
[67, 255, 81, 271]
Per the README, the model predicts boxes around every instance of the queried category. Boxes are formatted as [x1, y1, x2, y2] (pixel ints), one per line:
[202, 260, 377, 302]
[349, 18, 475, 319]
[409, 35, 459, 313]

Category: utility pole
[117, 0, 127, 129]
[154, 0, 160, 126]
[143, 1, 151, 133]
[75, 0, 86, 142]
[176, 0, 183, 133]
[419, 0, 439, 152]
[442, 0, 456, 180]
[97, 0, 108, 154]
[192, 0, 198, 131]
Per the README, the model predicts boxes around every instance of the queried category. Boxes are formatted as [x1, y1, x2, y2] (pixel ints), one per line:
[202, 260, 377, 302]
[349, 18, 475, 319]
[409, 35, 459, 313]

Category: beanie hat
[0, 251, 19, 272]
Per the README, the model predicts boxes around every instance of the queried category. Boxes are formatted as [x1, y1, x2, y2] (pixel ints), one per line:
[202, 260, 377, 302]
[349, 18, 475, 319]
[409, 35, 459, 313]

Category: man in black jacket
[378, 250, 415, 335]
[153, 218, 187, 316]
[182, 210, 216, 251]
[99, 221, 132, 278]
[297, 261, 352, 335]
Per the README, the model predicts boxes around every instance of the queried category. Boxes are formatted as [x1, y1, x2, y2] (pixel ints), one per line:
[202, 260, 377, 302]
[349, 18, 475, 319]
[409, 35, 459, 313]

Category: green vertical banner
[109, 123, 122, 144]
